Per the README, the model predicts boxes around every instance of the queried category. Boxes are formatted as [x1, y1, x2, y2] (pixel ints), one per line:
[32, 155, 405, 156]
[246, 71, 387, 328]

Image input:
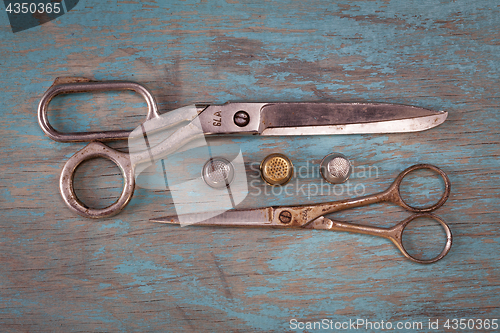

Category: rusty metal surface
[38, 78, 160, 142]
[40, 79, 447, 218]
[2, 0, 500, 330]
[154, 164, 453, 263]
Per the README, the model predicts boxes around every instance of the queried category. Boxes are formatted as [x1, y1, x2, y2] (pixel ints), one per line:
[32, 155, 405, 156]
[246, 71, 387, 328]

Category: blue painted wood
[1, 0, 499, 331]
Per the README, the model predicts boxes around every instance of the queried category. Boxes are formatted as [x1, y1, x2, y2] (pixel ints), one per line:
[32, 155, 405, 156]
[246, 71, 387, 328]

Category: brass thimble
[260, 153, 293, 185]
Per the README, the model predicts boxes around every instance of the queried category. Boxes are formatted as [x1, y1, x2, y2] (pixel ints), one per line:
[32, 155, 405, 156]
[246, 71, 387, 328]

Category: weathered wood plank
[1, 0, 499, 331]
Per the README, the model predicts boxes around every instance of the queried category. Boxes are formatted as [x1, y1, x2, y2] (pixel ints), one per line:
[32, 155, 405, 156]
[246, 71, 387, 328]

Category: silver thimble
[202, 157, 234, 189]
[320, 153, 352, 184]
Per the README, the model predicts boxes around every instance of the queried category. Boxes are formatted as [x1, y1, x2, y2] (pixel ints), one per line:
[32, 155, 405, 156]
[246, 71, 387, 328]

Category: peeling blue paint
[1, 0, 499, 331]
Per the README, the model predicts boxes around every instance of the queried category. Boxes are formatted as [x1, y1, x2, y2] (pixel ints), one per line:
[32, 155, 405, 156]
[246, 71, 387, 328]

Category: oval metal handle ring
[59, 142, 135, 218]
[38, 78, 160, 142]
[393, 213, 452, 264]
[388, 164, 451, 212]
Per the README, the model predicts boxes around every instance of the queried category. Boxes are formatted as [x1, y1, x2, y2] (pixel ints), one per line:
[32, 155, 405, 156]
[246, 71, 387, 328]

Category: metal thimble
[320, 153, 352, 184]
[202, 157, 234, 189]
[260, 153, 293, 186]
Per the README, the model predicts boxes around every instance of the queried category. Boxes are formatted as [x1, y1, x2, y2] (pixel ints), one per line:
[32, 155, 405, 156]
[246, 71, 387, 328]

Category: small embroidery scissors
[38, 78, 448, 220]
[151, 164, 452, 264]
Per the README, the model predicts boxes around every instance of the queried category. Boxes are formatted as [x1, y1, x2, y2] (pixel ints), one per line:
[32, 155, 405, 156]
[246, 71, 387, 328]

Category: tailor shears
[152, 164, 452, 264]
[38, 78, 448, 220]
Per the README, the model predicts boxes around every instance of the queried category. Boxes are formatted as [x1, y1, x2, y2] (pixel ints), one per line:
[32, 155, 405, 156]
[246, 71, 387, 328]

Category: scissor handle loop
[38, 78, 160, 142]
[393, 213, 452, 264]
[387, 164, 451, 212]
[60, 142, 135, 218]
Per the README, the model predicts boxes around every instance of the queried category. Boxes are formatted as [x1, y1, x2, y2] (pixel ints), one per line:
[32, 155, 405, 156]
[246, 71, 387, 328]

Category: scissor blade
[199, 102, 446, 136]
[262, 112, 447, 135]
[150, 207, 273, 226]
[260, 103, 447, 135]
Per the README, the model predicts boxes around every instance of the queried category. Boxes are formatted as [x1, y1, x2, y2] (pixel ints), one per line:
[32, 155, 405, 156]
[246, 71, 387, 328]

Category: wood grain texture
[1, 0, 499, 331]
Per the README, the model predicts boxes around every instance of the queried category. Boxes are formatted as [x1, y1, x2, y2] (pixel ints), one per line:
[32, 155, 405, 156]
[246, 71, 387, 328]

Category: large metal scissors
[38, 78, 448, 219]
[151, 164, 452, 264]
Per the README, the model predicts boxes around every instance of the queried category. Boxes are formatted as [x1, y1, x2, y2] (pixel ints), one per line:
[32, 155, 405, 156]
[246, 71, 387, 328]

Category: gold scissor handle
[272, 164, 453, 263]
[386, 164, 451, 212]
[387, 213, 452, 264]
[275, 164, 452, 227]
[308, 213, 452, 263]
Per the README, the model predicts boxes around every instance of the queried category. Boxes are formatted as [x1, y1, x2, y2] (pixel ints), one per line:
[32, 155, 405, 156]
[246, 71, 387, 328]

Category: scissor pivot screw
[234, 110, 250, 127]
[279, 210, 292, 224]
